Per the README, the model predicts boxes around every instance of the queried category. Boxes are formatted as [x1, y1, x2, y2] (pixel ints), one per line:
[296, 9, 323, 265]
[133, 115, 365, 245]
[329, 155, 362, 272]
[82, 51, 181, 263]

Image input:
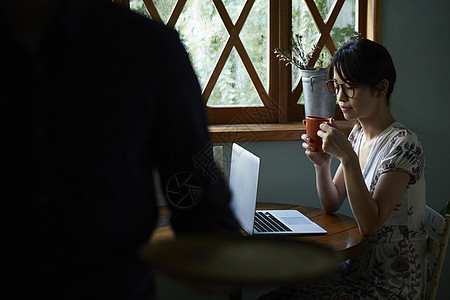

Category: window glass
[331, 0, 356, 46]
[153, 0, 178, 22]
[175, 0, 228, 91]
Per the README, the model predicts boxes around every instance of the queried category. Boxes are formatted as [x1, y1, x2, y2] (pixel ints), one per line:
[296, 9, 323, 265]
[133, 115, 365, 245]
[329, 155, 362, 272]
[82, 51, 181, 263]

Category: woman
[261, 39, 427, 299]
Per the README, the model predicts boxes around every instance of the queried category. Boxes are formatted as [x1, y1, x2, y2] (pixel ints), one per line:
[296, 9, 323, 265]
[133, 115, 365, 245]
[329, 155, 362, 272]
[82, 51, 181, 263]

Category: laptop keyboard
[254, 211, 292, 233]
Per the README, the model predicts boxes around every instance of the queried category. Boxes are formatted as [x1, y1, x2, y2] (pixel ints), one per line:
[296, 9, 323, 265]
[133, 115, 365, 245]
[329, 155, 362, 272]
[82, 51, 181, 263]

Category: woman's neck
[358, 104, 396, 141]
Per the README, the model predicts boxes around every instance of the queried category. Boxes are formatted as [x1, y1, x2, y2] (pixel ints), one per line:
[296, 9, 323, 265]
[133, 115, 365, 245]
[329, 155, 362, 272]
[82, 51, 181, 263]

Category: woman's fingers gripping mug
[302, 116, 332, 152]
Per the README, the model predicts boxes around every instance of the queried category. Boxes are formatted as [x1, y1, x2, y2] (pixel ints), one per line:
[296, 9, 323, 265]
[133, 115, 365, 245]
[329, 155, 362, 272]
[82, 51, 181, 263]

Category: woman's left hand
[317, 119, 354, 162]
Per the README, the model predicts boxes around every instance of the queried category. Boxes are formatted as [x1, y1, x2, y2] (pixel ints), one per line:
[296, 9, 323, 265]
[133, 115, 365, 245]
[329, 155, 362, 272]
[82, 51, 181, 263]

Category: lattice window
[114, 0, 381, 124]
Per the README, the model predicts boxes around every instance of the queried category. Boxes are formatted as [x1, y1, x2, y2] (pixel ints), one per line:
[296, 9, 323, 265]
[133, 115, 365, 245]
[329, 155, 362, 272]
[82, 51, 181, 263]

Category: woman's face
[333, 70, 381, 122]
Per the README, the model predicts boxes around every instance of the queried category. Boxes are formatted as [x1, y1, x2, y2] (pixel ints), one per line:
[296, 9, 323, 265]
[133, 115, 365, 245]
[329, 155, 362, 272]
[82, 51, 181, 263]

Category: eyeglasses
[326, 80, 356, 99]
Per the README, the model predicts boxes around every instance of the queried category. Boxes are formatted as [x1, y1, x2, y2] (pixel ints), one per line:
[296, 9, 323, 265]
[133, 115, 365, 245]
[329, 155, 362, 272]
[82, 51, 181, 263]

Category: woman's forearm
[340, 154, 379, 235]
[315, 163, 343, 214]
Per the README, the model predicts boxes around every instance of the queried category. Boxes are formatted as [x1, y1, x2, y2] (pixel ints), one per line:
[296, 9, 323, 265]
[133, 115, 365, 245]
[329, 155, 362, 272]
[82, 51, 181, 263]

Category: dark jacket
[2, 0, 239, 298]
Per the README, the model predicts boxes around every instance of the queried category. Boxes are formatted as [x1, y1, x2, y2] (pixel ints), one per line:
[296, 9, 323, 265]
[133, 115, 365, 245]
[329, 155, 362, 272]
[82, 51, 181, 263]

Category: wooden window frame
[114, 0, 382, 142]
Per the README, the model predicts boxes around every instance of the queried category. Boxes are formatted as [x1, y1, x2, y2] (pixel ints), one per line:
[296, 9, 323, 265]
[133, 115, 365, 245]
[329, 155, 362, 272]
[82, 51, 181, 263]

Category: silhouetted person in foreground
[2, 0, 239, 299]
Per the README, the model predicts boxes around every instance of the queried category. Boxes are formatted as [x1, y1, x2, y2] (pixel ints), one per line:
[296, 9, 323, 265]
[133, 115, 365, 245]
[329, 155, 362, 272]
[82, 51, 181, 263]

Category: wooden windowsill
[209, 120, 354, 143]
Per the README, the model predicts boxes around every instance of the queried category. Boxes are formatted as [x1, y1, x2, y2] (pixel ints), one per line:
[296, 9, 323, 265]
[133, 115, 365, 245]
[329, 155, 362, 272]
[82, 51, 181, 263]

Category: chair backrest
[425, 205, 450, 300]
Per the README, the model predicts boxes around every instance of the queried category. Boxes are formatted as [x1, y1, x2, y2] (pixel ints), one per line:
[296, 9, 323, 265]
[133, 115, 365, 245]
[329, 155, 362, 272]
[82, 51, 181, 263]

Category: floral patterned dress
[260, 122, 428, 299]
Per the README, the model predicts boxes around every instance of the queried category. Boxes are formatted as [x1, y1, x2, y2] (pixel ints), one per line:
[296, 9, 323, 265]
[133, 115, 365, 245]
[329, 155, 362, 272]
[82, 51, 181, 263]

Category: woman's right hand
[301, 134, 332, 167]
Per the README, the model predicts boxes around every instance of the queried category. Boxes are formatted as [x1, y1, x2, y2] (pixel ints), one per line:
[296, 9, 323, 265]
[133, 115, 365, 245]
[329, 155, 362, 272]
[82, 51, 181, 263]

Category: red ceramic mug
[302, 116, 332, 152]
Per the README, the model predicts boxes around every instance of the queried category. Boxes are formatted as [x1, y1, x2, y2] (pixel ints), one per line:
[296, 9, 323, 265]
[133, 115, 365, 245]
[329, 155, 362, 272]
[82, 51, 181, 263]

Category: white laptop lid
[228, 143, 327, 235]
[229, 143, 259, 236]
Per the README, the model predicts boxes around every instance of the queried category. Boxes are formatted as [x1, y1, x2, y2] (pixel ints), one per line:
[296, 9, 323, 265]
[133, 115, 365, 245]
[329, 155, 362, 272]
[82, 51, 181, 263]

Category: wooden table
[149, 202, 367, 261]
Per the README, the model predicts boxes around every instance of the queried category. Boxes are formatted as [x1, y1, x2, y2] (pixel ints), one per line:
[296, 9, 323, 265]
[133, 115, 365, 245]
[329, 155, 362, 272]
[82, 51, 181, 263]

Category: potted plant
[274, 34, 335, 118]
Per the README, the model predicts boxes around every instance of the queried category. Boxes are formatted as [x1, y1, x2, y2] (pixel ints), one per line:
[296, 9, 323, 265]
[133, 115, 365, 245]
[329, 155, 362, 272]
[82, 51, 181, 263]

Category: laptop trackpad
[281, 217, 311, 226]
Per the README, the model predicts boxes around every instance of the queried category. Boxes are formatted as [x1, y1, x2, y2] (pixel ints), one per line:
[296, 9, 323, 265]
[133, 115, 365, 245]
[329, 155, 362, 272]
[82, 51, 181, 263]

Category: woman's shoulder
[385, 122, 422, 147]
[378, 122, 425, 183]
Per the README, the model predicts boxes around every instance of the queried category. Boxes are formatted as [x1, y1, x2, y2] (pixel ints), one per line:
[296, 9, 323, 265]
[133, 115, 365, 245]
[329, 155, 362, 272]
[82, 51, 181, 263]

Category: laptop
[228, 143, 326, 236]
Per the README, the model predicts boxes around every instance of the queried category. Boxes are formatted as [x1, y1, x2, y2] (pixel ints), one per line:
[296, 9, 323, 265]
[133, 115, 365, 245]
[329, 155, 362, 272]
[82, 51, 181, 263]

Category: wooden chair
[426, 205, 450, 300]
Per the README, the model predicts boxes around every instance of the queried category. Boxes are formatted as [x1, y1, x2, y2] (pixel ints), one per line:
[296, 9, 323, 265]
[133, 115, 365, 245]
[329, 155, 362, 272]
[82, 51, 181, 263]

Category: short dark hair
[328, 39, 396, 104]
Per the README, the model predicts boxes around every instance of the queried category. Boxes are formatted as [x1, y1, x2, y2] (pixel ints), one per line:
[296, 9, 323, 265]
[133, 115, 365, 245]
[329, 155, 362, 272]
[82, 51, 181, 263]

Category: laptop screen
[228, 143, 260, 235]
